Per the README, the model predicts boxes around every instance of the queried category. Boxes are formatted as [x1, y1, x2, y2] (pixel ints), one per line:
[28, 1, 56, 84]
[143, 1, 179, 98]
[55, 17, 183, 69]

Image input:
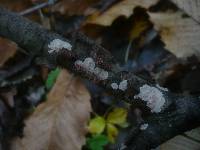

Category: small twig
[19, 0, 57, 16]
[124, 41, 132, 63]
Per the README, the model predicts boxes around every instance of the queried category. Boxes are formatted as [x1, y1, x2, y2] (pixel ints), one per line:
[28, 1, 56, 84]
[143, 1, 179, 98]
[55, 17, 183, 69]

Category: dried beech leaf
[149, 11, 200, 58]
[160, 127, 200, 150]
[51, 0, 97, 16]
[0, 38, 16, 67]
[11, 70, 91, 150]
[86, 0, 159, 26]
[170, 0, 200, 23]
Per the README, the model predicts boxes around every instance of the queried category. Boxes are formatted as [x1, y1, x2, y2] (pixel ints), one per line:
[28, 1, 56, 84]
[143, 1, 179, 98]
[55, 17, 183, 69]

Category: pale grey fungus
[97, 68, 109, 80]
[75, 57, 108, 80]
[48, 39, 72, 53]
[94, 67, 101, 75]
[119, 80, 128, 91]
[140, 123, 148, 130]
[110, 80, 128, 91]
[83, 57, 95, 72]
[134, 84, 165, 113]
[74, 60, 83, 66]
[111, 83, 118, 90]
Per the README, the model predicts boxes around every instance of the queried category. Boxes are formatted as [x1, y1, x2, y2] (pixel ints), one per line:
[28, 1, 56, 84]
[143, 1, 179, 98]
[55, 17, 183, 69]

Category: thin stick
[19, 0, 57, 16]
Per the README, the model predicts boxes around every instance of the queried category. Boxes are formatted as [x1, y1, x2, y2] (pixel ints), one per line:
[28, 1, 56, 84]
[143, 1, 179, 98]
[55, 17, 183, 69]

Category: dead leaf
[149, 11, 200, 58]
[52, 0, 98, 16]
[11, 70, 91, 150]
[160, 127, 200, 150]
[0, 88, 17, 107]
[0, 38, 17, 67]
[0, 0, 32, 12]
[170, 0, 200, 23]
[86, 0, 159, 26]
[85, 0, 200, 59]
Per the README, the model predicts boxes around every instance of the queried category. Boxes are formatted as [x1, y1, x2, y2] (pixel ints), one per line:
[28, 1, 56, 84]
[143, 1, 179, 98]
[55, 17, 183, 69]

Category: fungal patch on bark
[119, 80, 128, 91]
[134, 84, 165, 113]
[48, 39, 72, 53]
[75, 57, 108, 80]
[140, 123, 148, 130]
[111, 83, 118, 90]
[110, 80, 128, 91]
[94, 67, 108, 80]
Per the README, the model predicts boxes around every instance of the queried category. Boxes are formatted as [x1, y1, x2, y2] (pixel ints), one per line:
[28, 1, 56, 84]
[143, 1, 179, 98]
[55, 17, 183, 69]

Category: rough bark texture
[0, 6, 149, 103]
[125, 95, 200, 149]
[0, 6, 200, 150]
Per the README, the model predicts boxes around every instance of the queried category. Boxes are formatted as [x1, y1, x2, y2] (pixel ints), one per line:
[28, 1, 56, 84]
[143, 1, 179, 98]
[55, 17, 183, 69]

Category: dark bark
[0, 6, 200, 150]
[0, 6, 150, 102]
[124, 95, 200, 149]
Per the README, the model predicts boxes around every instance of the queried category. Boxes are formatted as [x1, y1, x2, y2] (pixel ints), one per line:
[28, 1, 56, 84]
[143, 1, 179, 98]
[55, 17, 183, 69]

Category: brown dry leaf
[85, 0, 200, 59]
[170, 0, 200, 23]
[160, 127, 200, 150]
[52, 0, 98, 16]
[0, 0, 32, 12]
[149, 11, 200, 58]
[86, 0, 159, 26]
[11, 70, 91, 150]
[0, 38, 17, 67]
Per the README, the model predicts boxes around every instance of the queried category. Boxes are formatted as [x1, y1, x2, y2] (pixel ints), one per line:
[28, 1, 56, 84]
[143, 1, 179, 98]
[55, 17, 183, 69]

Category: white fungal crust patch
[75, 57, 108, 80]
[119, 80, 128, 91]
[140, 123, 148, 130]
[94, 67, 109, 80]
[110, 80, 128, 91]
[48, 39, 72, 53]
[111, 83, 118, 90]
[134, 84, 165, 113]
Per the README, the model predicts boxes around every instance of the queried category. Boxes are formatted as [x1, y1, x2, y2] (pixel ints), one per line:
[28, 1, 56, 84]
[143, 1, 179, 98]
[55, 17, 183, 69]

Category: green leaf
[107, 108, 127, 125]
[86, 134, 109, 150]
[106, 123, 118, 143]
[88, 116, 106, 134]
[45, 68, 61, 90]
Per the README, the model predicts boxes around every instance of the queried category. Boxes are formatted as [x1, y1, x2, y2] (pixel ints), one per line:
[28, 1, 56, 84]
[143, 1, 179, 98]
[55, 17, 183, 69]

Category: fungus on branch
[134, 84, 166, 113]
[48, 39, 72, 53]
[75, 57, 108, 80]
[110, 80, 128, 91]
[140, 123, 148, 130]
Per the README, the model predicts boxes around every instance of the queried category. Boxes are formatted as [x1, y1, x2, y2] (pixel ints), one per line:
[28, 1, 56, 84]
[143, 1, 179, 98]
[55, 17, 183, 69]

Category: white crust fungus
[75, 57, 108, 80]
[119, 80, 128, 91]
[140, 123, 148, 130]
[111, 80, 128, 91]
[97, 68, 108, 80]
[48, 39, 72, 53]
[134, 84, 165, 113]
[111, 83, 118, 90]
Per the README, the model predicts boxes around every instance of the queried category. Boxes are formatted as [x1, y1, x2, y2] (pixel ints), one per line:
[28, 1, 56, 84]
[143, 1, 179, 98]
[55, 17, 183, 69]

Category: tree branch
[0, 6, 200, 150]
[0, 6, 150, 103]
[124, 95, 200, 150]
